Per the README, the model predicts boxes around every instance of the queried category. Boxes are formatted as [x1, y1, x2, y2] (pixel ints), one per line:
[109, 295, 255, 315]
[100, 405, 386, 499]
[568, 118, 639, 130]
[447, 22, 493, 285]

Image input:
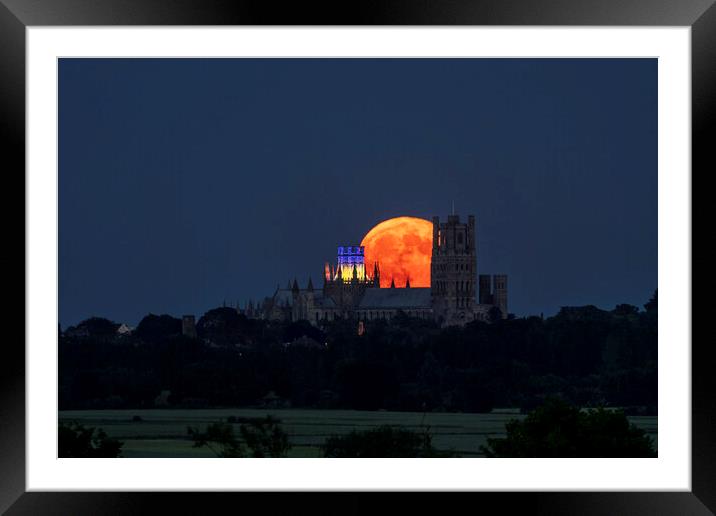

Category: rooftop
[358, 288, 431, 309]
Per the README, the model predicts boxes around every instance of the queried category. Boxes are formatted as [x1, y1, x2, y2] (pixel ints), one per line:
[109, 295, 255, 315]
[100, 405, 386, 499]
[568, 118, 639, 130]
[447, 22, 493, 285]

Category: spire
[406, 276, 411, 288]
[307, 277, 314, 292]
[287, 280, 292, 289]
[390, 277, 395, 289]
[292, 278, 299, 293]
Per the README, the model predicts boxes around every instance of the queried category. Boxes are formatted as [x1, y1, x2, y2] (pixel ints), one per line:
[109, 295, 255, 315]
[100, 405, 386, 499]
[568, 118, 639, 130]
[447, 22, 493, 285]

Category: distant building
[247, 214, 507, 326]
[116, 323, 134, 336]
[182, 315, 197, 338]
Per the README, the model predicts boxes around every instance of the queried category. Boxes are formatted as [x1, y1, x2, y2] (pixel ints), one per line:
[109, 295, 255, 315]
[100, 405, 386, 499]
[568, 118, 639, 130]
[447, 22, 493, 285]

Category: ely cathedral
[250, 214, 507, 327]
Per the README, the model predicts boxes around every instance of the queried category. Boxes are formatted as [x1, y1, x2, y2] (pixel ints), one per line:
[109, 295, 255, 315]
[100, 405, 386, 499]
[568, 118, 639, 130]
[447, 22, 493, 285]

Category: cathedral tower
[478, 274, 493, 304]
[430, 214, 477, 323]
[492, 274, 508, 318]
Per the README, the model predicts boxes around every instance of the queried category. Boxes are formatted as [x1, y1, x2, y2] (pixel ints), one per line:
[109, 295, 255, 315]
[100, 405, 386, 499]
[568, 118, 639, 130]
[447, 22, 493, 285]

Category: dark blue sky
[59, 58, 657, 327]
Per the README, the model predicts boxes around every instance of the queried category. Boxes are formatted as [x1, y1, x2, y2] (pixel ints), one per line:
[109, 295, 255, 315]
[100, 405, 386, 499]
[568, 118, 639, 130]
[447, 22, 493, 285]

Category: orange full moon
[360, 216, 433, 288]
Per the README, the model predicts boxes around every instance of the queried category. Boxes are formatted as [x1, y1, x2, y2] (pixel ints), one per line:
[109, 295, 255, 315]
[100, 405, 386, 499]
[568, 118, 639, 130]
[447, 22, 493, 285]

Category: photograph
[4, 0, 710, 510]
[57, 57, 659, 459]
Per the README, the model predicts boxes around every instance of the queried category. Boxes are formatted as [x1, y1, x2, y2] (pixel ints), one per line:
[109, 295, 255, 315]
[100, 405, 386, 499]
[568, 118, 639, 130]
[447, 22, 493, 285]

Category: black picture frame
[3, 0, 712, 513]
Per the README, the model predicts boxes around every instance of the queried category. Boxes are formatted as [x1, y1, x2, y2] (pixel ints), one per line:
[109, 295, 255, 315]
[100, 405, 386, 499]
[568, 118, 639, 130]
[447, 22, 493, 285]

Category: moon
[360, 216, 433, 288]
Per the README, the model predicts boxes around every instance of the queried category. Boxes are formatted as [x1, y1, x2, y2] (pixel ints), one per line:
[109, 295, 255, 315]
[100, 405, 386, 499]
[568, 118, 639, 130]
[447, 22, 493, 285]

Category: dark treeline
[59, 291, 657, 414]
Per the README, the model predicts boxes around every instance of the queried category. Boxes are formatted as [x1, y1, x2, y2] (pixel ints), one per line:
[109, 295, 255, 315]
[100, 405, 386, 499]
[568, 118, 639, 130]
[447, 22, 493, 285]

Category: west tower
[492, 274, 508, 318]
[478, 273, 509, 319]
[430, 214, 477, 324]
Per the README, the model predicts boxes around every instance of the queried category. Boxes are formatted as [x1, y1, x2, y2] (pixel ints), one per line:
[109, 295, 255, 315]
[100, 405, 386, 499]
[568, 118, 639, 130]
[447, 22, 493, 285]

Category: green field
[59, 408, 658, 458]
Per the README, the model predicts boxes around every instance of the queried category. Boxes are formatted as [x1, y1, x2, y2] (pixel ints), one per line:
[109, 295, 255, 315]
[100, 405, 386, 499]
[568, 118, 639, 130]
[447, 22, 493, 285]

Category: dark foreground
[58, 408, 658, 458]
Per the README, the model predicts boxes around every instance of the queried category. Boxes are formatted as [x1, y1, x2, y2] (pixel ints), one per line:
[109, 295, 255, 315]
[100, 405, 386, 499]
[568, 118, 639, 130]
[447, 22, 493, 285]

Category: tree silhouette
[488, 306, 503, 323]
[188, 417, 291, 457]
[644, 289, 658, 313]
[238, 416, 291, 457]
[58, 421, 123, 457]
[481, 398, 656, 457]
[135, 313, 182, 341]
[187, 422, 244, 457]
[322, 425, 453, 457]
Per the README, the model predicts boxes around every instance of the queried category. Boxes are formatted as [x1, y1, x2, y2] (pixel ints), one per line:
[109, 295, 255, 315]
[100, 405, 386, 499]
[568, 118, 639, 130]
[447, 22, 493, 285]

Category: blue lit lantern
[336, 246, 366, 281]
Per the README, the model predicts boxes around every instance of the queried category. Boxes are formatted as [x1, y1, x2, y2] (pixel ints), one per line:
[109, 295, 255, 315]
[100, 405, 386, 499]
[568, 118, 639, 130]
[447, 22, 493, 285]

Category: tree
[187, 422, 244, 457]
[135, 313, 182, 342]
[283, 320, 325, 343]
[196, 307, 254, 346]
[238, 416, 291, 457]
[481, 398, 656, 457]
[488, 306, 503, 323]
[59, 299, 658, 414]
[333, 360, 398, 410]
[322, 425, 453, 457]
[58, 421, 123, 457]
[68, 317, 119, 337]
[613, 304, 639, 317]
[644, 289, 658, 314]
[188, 418, 292, 457]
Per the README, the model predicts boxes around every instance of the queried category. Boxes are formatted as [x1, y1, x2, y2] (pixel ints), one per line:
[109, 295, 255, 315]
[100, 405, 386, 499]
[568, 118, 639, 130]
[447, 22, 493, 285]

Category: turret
[431, 213, 478, 323]
[493, 274, 508, 319]
[182, 315, 197, 338]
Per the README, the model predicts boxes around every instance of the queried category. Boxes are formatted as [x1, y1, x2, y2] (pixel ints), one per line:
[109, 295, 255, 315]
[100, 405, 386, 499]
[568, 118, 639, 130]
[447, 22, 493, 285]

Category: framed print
[4, 0, 713, 513]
